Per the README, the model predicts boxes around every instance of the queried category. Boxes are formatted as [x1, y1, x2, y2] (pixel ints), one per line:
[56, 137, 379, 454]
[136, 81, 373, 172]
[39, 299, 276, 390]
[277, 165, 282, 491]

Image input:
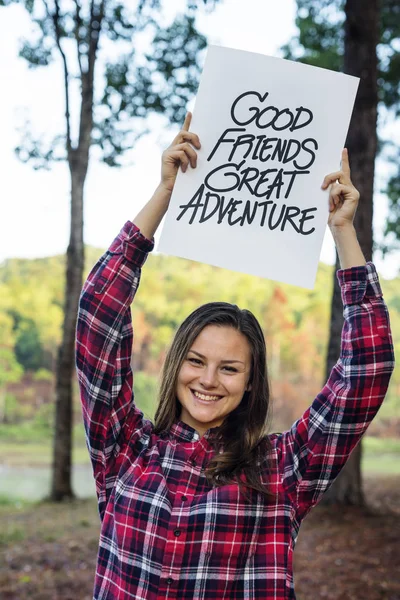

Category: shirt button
[167, 577, 173, 584]
[181, 495, 187, 502]
[174, 529, 181, 537]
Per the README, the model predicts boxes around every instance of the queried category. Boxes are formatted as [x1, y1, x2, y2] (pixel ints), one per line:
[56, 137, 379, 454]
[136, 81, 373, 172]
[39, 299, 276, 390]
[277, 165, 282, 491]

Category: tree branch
[43, 0, 72, 154]
[72, 0, 84, 76]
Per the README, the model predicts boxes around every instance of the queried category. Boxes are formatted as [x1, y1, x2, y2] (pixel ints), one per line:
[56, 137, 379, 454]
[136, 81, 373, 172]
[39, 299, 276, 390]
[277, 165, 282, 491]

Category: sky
[1, 0, 399, 279]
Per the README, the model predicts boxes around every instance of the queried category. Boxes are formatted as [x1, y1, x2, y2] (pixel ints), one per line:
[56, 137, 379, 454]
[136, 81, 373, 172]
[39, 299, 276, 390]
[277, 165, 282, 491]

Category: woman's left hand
[322, 148, 360, 230]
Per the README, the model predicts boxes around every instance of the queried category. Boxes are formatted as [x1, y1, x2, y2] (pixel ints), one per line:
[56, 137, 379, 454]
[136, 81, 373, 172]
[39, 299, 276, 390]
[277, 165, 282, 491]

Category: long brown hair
[154, 302, 275, 501]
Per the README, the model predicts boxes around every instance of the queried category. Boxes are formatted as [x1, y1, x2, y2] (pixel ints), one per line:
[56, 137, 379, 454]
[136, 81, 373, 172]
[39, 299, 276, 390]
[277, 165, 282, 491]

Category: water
[0, 464, 96, 501]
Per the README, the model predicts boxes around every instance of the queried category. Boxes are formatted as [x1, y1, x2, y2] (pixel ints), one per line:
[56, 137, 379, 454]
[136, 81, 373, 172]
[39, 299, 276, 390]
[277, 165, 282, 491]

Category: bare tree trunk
[322, 0, 379, 506]
[49, 0, 100, 501]
[50, 167, 85, 501]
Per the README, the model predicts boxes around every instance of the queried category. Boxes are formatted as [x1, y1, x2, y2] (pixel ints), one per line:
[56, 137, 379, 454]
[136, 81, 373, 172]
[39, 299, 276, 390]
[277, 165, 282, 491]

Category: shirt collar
[169, 420, 221, 443]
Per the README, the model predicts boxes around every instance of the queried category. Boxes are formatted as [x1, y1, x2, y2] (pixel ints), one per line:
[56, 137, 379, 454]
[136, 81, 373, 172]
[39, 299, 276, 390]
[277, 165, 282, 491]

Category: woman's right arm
[76, 223, 154, 493]
[76, 113, 200, 493]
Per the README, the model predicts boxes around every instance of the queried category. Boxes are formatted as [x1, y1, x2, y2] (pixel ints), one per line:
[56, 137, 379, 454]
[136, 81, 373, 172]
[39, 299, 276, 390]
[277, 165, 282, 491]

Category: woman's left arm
[275, 150, 395, 518]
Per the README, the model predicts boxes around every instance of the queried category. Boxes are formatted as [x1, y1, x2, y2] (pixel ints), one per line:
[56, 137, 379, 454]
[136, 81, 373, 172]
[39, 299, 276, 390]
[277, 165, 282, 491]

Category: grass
[0, 434, 399, 471]
[0, 442, 89, 467]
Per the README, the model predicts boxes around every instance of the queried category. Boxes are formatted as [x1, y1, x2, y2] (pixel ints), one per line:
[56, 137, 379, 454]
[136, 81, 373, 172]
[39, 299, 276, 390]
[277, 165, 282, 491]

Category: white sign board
[158, 46, 359, 289]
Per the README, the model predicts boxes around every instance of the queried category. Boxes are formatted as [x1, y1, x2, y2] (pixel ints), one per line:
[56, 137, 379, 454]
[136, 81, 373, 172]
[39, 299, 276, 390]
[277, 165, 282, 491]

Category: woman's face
[176, 325, 252, 437]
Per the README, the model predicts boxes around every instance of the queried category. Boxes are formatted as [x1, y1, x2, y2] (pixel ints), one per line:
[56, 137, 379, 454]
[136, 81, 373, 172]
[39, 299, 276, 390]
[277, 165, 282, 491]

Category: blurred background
[0, 1, 399, 598]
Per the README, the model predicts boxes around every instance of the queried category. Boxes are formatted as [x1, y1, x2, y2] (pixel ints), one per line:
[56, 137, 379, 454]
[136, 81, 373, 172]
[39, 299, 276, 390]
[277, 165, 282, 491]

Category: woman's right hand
[160, 112, 201, 193]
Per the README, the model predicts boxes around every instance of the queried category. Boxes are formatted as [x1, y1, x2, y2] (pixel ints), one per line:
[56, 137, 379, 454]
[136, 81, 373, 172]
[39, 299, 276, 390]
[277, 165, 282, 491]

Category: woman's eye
[188, 357, 202, 365]
[222, 366, 237, 373]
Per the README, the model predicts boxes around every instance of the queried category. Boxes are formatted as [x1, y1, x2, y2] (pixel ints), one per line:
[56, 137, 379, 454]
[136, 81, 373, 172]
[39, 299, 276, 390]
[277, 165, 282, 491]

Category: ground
[0, 475, 399, 600]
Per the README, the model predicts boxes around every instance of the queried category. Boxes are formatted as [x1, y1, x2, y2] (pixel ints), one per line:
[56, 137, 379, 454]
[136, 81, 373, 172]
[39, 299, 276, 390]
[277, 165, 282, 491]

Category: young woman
[76, 113, 394, 600]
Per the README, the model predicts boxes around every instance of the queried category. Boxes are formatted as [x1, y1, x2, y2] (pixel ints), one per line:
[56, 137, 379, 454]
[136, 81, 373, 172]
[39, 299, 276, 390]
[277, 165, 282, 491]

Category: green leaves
[19, 39, 53, 68]
[282, 0, 344, 70]
[6, 1, 220, 168]
[93, 12, 207, 165]
[287, 0, 400, 251]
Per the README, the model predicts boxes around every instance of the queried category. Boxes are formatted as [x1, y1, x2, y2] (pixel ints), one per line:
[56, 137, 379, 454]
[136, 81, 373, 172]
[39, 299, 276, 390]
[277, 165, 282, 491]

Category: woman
[76, 113, 394, 600]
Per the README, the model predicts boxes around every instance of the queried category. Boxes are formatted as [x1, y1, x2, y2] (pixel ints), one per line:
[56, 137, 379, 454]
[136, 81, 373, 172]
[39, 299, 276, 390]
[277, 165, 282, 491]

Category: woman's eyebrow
[188, 350, 245, 365]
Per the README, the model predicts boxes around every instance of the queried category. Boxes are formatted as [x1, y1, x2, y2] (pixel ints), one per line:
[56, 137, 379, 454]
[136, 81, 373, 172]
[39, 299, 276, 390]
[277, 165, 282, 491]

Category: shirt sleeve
[76, 221, 154, 493]
[275, 262, 395, 520]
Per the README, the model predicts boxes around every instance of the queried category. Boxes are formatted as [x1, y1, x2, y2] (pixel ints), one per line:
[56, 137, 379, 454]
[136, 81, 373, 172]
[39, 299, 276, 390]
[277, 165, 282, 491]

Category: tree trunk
[321, 0, 379, 506]
[50, 167, 85, 501]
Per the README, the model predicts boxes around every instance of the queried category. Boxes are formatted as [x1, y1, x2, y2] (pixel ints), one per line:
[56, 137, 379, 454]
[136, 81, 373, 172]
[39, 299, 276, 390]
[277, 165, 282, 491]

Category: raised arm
[76, 224, 154, 504]
[275, 150, 395, 519]
[76, 114, 201, 507]
[132, 112, 201, 239]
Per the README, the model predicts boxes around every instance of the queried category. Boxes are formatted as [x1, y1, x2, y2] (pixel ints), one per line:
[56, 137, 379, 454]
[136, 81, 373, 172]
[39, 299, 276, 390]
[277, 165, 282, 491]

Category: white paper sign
[158, 46, 359, 289]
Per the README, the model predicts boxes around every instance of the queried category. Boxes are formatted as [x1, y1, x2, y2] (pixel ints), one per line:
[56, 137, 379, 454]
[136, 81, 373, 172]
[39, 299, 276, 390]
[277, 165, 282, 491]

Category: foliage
[283, 0, 400, 254]
[0, 247, 399, 431]
[0, 0, 219, 168]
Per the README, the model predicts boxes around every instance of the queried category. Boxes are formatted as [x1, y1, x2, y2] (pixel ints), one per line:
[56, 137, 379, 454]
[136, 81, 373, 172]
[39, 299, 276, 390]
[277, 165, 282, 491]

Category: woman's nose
[199, 366, 218, 388]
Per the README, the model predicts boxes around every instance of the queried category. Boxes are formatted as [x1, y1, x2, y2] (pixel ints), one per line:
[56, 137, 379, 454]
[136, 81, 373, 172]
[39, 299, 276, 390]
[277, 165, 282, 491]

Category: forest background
[1, 0, 400, 598]
[1, 247, 400, 487]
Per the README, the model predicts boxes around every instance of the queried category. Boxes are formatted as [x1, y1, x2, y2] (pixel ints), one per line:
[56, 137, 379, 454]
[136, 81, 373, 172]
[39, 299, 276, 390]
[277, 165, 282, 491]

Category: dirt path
[1, 475, 399, 599]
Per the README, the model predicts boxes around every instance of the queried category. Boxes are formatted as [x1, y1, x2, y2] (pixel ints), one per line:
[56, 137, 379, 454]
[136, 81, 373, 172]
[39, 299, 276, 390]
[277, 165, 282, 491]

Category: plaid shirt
[76, 221, 394, 600]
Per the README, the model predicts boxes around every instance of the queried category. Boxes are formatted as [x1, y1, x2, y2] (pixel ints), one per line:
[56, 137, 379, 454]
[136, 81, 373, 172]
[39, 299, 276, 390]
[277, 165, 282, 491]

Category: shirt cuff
[337, 262, 383, 305]
[109, 221, 155, 267]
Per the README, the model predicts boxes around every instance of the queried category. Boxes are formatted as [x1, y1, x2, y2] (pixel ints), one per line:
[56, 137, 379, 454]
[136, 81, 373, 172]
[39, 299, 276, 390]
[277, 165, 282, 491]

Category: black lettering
[207, 128, 246, 162]
[298, 207, 317, 235]
[253, 169, 278, 198]
[271, 108, 295, 131]
[240, 200, 259, 226]
[251, 135, 266, 160]
[268, 203, 286, 230]
[218, 197, 236, 224]
[238, 167, 260, 194]
[294, 138, 318, 170]
[280, 206, 301, 233]
[290, 107, 313, 132]
[259, 138, 278, 162]
[228, 133, 256, 162]
[205, 161, 244, 193]
[231, 91, 270, 126]
[266, 169, 285, 200]
[271, 138, 288, 163]
[283, 139, 301, 164]
[256, 106, 279, 129]
[283, 170, 310, 199]
[258, 201, 274, 226]
[177, 183, 205, 224]
[227, 200, 243, 225]
[199, 192, 220, 223]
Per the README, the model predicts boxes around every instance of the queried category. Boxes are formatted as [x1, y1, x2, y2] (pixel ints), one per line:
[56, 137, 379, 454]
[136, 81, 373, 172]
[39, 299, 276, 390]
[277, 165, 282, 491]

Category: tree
[0, 313, 23, 423]
[0, 0, 222, 500]
[283, 0, 400, 505]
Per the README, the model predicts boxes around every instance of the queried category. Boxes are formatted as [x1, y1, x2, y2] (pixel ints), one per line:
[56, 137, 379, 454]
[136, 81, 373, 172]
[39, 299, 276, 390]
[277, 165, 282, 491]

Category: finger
[341, 148, 351, 179]
[330, 183, 346, 207]
[168, 150, 190, 172]
[321, 171, 345, 189]
[182, 111, 192, 132]
[173, 142, 197, 168]
[172, 130, 201, 149]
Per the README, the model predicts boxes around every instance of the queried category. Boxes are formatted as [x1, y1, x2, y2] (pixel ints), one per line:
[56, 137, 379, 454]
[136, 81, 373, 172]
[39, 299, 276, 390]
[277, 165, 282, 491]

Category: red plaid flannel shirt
[76, 221, 394, 600]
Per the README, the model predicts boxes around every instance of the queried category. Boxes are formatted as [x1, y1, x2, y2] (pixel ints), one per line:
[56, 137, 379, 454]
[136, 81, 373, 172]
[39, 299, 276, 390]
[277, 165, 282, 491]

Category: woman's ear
[246, 383, 252, 392]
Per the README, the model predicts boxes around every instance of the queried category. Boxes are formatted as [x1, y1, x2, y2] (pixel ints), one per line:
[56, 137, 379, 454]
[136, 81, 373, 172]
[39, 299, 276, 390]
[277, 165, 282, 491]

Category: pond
[0, 464, 96, 501]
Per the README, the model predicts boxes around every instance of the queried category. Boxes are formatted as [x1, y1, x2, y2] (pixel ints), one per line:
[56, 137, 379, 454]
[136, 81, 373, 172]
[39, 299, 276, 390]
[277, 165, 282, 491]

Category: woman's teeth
[193, 390, 220, 402]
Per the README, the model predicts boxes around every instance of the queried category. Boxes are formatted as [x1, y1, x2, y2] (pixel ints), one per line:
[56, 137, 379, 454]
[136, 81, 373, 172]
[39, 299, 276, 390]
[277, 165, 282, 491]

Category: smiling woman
[75, 113, 395, 600]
